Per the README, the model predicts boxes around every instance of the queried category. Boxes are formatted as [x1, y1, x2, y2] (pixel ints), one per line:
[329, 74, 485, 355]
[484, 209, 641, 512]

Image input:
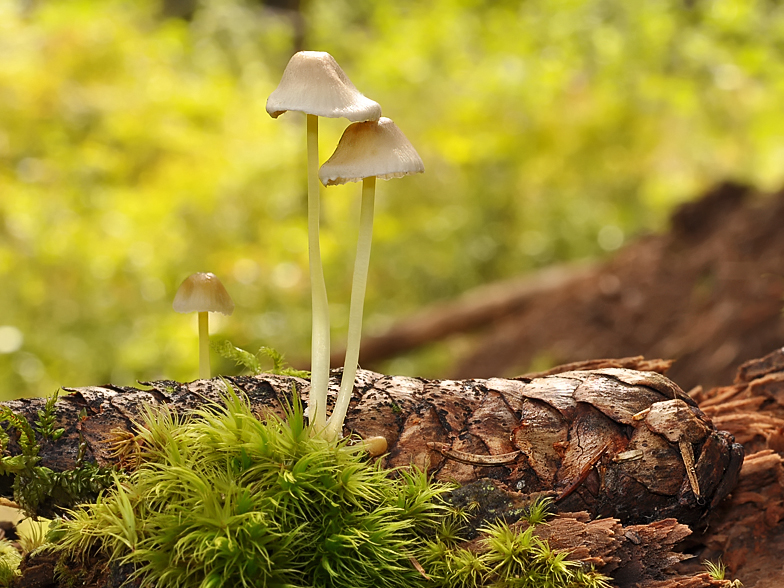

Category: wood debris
[0, 359, 752, 587]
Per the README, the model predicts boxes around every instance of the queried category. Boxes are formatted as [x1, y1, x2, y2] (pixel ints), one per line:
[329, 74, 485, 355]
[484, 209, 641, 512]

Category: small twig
[679, 438, 702, 501]
[427, 442, 522, 465]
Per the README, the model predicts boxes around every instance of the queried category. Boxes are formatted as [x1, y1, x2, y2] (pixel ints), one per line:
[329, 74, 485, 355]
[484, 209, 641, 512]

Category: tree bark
[1, 358, 747, 587]
[1, 358, 741, 526]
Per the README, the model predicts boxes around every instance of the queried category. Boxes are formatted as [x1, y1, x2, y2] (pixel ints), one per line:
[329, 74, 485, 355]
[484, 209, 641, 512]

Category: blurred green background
[1, 0, 783, 400]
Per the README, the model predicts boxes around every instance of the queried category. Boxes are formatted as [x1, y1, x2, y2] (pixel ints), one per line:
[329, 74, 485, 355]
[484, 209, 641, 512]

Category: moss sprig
[0, 406, 38, 462]
[212, 340, 310, 378]
[34, 389, 65, 441]
[0, 539, 22, 586]
[522, 495, 554, 526]
[703, 559, 742, 587]
[0, 393, 115, 517]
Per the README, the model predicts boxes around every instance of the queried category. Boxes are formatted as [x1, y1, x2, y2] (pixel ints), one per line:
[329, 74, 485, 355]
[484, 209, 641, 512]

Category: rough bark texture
[1, 356, 750, 587]
[1, 360, 741, 528]
[683, 348, 784, 588]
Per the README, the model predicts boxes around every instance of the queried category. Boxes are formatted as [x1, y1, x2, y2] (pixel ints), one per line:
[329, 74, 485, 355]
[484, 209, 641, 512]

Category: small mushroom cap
[362, 436, 388, 457]
[266, 51, 382, 122]
[173, 272, 235, 315]
[318, 117, 424, 186]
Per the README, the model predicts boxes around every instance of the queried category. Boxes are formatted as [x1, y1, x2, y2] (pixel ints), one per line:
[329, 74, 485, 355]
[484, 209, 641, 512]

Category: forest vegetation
[1, 0, 783, 399]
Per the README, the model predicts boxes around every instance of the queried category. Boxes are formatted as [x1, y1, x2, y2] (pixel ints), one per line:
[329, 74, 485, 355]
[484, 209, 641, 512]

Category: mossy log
[0, 357, 742, 527]
[0, 356, 751, 588]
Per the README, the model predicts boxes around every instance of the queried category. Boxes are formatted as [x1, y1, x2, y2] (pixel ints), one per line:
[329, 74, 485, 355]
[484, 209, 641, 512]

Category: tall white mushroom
[173, 272, 234, 380]
[267, 51, 381, 432]
[319, 117, 424, 440]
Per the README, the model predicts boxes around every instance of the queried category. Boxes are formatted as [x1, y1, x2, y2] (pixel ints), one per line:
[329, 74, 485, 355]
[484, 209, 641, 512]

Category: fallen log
[0, 363, 742, 527]
[0, 359, 746, 588]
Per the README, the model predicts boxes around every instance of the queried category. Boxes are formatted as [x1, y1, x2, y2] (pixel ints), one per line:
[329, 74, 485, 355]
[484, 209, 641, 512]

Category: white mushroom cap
[266, 51, 382, 122]
[318, 117, 424, 186]
[173, 272, 235, 315]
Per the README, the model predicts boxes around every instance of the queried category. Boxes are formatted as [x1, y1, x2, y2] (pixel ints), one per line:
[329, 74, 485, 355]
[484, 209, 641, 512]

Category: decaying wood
[444, 478, 722, 587]
[685, 348, 784, 587]
[0, 359, 749, 588]
[444, 479, 750, 588]
[0, 367, 742, 527]
[517, 355, 675, 380]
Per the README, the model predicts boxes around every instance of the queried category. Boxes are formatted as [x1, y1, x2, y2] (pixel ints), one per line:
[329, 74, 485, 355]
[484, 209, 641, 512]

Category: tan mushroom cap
[266, 51, 382, 122]
[318, 117, 424, 186]
[173, 272, 235, 315]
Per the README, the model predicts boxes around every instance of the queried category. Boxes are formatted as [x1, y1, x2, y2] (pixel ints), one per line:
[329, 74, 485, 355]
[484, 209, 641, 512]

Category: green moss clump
[55, 385, 452, 587]
[421, 499, 611, 588]
[52, 385, 611, 588]
[0, 390, 116, 518]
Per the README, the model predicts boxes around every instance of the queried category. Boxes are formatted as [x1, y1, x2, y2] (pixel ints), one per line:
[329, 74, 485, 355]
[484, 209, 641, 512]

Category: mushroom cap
[266, 51, 382, 122]
[319, 117, 424, 186]
[173, 272, 235, 315]
[363, 435, 389, 457]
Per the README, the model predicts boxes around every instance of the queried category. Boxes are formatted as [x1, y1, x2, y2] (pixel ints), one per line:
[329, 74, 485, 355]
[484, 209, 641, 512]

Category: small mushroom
[267, 51, 381, 432]
[362, 435, 388, 458]
[319, 117, 423, 440]
[319, 117, 425, 185]
[266, 51, 382, 122]
[173, 272, 234, 380]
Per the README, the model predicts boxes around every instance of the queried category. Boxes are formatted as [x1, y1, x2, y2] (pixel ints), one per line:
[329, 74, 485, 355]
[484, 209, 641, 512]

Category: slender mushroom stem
[198, 311, 210, 380]
[307, 113, 331, 432]
[325, 176, 376, 440]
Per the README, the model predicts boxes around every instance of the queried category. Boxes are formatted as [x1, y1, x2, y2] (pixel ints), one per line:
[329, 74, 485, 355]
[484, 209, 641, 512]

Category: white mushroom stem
[307, 114, 331, 432]
[266, 52, 381, 433]
[325, 176, 376, 440]
[198, 311, 210, 380]
[172, 272, 234, 381]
